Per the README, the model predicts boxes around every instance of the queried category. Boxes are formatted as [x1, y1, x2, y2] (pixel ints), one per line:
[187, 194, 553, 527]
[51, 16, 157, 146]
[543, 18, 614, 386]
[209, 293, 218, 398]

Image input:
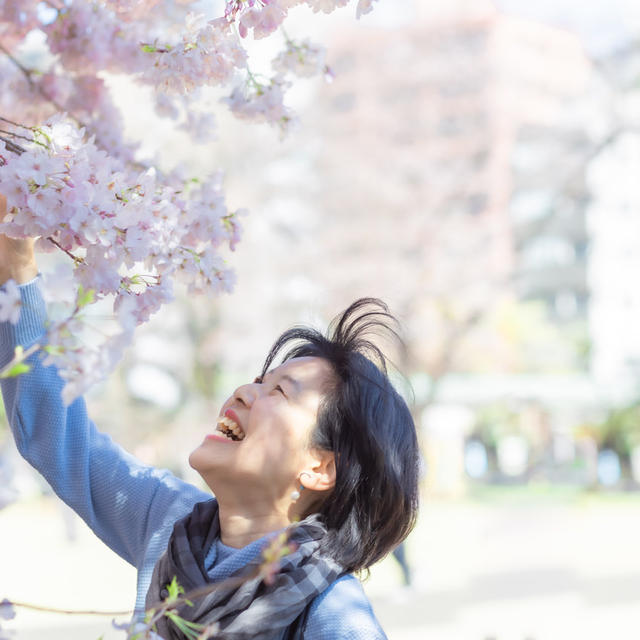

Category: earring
[291, 473, 309, 502]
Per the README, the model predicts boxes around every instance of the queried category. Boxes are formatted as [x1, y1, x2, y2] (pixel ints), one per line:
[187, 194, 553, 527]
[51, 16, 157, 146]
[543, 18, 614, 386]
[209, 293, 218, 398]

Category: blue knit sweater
[0, 279, 387, 640]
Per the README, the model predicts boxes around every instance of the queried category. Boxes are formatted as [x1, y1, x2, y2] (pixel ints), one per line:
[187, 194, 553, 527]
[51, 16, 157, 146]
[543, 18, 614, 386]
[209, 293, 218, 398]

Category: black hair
[260, 298, 420, 573]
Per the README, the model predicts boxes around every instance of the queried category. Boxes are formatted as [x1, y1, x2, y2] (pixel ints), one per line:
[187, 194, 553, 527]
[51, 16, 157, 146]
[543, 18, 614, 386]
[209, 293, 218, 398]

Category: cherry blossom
[0, 0, 40, 49]
[0, 279, 21, 325]
[103, 0, 163, 21]
[223, 77, 296, 134]
[239, 4, 288, 40]
[306, 0, 350, 14]
[39, 263, 77, 317]
[0, 0, 379, 403]
[356, 0, 378, 19]
[273, 39, 328, 78]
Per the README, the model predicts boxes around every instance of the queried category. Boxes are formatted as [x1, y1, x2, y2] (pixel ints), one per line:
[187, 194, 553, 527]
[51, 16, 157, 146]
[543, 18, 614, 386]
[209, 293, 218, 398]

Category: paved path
[1, 491, 639, 639]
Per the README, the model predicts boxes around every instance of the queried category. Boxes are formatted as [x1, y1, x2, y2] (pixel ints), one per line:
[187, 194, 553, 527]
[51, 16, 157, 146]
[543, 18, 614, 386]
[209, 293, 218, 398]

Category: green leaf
[32, 127, 52, 146]
[76, 285, 95, 309]
[165, 576, 184, 602]
[43, 344, 64, 355]
[0, 362, 31, 378]
[165, 612, 203, 640]
[141, 44, 156, 52]
[0, 345, 31, 378]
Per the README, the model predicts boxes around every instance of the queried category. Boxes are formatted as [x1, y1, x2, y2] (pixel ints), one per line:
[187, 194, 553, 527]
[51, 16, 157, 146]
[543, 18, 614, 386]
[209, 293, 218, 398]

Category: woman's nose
[233, 382, 260, 407]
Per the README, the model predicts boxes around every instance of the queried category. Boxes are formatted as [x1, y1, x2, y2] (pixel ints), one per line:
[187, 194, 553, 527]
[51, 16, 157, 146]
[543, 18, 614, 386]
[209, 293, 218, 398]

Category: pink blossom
[0, 0, 374, 403]
[0, 280, 22, 325]
[103, 0, 162, 22]
[45, 3, 126, 74]
[179, 110, 217, 143]
[0, 0, 40, 48]
[40, 264, 77, 318]
[223, 79, 297, 135]
[355, 0, 377, 19]
[273, 40, 327, 78]
[239, 4, 287, 40]
[306, 0, 350, 14]
[154, 93, 180, 120]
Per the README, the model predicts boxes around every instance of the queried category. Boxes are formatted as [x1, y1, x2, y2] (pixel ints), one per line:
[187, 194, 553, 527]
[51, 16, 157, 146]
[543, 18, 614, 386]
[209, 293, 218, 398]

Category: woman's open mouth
[214, 415, 246, 441]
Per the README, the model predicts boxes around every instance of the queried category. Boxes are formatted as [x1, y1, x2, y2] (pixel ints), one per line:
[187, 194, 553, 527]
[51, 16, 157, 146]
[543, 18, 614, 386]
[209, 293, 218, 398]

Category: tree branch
[0, 41, 88, 130]
[46, 237, 85, 265]
[0, 115, 33, 130]
[0, 134, 26, 155]
[0, 128, 36, 144]
[514, 125, 633, 246]
[8, 599, 133, 617]
[0, 41, 67, 114]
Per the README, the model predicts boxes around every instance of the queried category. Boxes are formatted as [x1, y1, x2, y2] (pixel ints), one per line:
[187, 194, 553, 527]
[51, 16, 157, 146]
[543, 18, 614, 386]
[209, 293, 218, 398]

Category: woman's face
[189, 356, 335, 504]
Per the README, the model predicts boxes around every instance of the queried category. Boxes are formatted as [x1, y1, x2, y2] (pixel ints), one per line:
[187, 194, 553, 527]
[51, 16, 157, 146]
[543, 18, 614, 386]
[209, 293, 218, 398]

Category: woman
[0, 231, 420, 639]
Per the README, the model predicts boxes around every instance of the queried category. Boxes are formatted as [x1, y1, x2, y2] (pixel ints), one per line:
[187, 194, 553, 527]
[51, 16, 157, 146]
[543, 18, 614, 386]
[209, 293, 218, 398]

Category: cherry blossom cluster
[1, 0, 375, 139]
[273, 38, 329, 78]
[0, 0, 378, 402]
[226, 0, 376, 36]
[0, 0, 41, 49]
[224, 76, 294, 133]
[0, 115, 242, 401]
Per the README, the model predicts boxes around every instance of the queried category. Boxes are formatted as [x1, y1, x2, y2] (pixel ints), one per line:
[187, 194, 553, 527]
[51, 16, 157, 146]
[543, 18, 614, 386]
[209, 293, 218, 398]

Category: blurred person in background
[0, 217, 420, 639]
[392, 542, 413, 589]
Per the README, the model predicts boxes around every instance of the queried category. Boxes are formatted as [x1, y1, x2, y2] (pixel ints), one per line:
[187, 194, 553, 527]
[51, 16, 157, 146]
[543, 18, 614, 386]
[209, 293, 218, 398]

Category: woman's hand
[0, 194, 38, 285]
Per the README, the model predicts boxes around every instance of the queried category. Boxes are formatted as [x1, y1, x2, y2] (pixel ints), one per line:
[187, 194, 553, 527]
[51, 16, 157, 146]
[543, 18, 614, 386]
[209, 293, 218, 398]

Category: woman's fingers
[0, 194, 38, 285]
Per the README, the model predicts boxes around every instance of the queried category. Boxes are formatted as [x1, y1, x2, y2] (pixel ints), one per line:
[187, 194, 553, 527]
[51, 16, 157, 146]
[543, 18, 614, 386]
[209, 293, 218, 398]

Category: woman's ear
[300, 449, 336, 492]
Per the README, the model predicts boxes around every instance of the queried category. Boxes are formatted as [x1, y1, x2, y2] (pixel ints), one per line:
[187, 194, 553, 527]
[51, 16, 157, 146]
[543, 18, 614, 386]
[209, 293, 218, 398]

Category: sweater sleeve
[0, 278, 210, 568]
[303, 575, 388, 640]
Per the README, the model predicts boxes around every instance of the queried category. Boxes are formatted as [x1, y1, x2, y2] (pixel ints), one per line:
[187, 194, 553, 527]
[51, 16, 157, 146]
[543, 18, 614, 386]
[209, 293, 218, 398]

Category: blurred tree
[266, 7, 593, 408]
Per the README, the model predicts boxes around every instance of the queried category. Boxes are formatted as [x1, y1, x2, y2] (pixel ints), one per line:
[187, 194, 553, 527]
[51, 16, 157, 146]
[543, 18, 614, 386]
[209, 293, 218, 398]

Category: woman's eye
[275, 385, 285, 395]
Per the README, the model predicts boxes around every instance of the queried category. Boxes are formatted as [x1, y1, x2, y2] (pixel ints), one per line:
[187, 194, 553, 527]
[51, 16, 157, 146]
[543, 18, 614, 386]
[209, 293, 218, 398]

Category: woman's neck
[217, 499, 291, 549]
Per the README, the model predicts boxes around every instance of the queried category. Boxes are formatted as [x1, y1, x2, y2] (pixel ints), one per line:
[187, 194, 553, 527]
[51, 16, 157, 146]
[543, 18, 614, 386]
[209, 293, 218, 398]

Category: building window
[521, 235, 576, 269]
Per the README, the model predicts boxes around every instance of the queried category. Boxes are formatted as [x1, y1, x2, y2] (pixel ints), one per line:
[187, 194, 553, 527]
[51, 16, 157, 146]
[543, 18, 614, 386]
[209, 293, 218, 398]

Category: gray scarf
[146, 499, 343, 640]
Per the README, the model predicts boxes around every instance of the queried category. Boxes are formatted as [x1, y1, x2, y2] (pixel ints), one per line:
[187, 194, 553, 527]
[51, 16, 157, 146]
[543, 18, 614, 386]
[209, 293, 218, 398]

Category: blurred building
[510, 126, 592, 324]
[587, 132, 640, 392]
[297, 2, 597, 494]
[584, 44, 640, 395]
[314, 2, 592, 375]
[205, 1, 598, 381]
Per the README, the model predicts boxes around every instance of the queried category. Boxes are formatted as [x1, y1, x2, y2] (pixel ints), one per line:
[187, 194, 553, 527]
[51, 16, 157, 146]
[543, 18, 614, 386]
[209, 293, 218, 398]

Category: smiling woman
[0, 231, 420, 639]
[188, 355, 337, 538]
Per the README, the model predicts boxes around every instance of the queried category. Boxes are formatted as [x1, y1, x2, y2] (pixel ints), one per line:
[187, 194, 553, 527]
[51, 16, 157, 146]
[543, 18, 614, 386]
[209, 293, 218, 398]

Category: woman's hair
[260, 298, 420, 573]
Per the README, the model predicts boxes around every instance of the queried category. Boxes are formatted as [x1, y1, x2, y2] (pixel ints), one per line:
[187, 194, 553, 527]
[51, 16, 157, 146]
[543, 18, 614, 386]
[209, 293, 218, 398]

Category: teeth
[218, 416, 239, 430]
[215, 415, 245, 441]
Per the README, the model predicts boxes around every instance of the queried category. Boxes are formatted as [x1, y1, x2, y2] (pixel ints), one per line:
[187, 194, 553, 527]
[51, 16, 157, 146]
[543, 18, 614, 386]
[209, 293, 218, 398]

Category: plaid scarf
[145, 499, 343, 640]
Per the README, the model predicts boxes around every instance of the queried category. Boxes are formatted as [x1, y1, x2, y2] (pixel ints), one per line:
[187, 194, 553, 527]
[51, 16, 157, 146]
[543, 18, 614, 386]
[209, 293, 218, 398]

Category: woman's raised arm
[0, 195, 209, 607]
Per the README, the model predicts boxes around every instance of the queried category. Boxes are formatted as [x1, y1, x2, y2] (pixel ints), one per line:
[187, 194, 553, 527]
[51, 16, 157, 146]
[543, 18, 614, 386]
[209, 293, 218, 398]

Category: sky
[494, 0, 640, 55]
[190, 0, 640, 57]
